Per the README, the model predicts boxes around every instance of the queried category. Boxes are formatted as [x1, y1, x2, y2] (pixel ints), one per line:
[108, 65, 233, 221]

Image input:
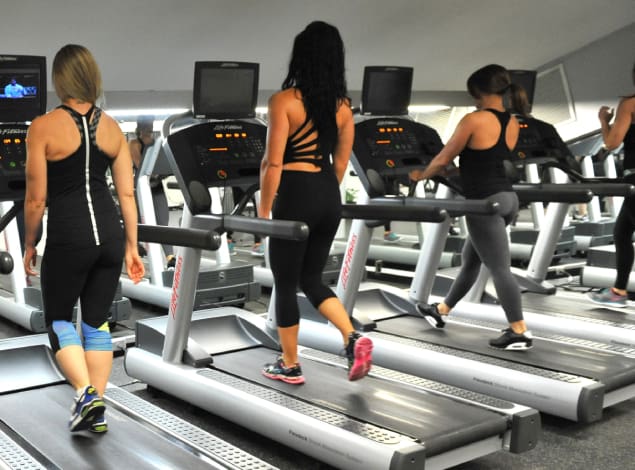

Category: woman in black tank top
[409, 64, 533, 351]
[588, 61, 635, 307]
[24, 45, 144, 433]
[258, 21, 373, 385]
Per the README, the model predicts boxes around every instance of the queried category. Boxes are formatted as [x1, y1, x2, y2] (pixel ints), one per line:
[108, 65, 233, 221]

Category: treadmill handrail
[540, 160, 635, 196]
[222, 214, 309, 240]
[513, 184, 594, 203]
[361, 196, 499, 217]
[138, 224, 221, 251]
[342, 202, 448, 223]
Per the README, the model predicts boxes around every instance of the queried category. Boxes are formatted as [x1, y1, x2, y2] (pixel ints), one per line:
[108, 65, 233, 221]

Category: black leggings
[41, 238, 124, 328]
[613, 193, 635, 289]
[270, 170, 341, 327]
[445, 191, 524, 323]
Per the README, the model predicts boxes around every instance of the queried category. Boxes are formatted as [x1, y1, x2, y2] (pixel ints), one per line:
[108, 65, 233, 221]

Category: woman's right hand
[125, 249, 145, 284]
[598, 106, 614, 124]
[23, 245, 38, 276]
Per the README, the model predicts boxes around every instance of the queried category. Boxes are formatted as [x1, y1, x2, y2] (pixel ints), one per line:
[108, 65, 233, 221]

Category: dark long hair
[282, 21, 349, 156]
[467, 64, 529, 115]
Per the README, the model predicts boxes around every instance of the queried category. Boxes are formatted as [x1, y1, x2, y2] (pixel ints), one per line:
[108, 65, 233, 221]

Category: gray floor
[1, 244, 634, 469]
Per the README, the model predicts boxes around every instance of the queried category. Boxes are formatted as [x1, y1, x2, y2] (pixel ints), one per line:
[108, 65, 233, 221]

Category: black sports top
[46, 105, 123, 247]
[458, 109, 514, 199]
[622, 123, 635, 170]
[282, 116, 329, 169]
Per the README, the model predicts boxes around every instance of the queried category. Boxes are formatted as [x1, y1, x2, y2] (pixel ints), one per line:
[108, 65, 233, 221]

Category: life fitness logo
[217, 169, 228, 180]
[169, 256, 184, 318]
[340, 233, 358, 290]
[385, 159, 395, 168]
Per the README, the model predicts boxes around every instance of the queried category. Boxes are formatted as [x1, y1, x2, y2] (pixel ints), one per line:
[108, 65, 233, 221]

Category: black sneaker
[489, 329, 533, 351]
[345, 332, 373, 381]
[262, 357, 305, 384]
[415, 303, 446, 329]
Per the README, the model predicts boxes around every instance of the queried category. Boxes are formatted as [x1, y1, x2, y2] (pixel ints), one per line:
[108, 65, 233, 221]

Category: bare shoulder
[27, 108, 63, 137]
[269, 88, 299, 107]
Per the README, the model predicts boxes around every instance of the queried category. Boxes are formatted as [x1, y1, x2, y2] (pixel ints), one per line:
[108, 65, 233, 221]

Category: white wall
[542, 23, 635, 141]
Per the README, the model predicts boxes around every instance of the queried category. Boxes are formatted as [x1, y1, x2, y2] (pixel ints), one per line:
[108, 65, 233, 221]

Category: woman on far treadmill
[409, 64, 533, 350]
[588, 61, 635, 308]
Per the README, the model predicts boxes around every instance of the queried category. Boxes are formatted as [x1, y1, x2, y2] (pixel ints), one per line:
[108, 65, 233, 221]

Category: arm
[110, 122, 145, 283]
[258, 93, 289, 219]
[129, 138, 142, 171]
[333, 103, 354, 184]
[409, 114, 474, 182]
[23, 118, 48, 275]
[599, 97, 635, 150]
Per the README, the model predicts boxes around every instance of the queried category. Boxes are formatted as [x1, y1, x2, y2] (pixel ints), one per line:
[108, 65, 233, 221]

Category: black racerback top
[46, 105, 123, 247]
[458, 109, 514, 199]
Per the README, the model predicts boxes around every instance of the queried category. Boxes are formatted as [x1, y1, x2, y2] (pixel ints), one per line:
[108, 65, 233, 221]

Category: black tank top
[282, 116, 331, 170]
[46, 105, 123, 247]
[459, 109, 514, 199]
[622, 124, 635, 170]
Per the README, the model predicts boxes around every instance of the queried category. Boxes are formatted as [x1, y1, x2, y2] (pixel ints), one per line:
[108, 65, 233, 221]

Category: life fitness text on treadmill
[169, 256, 183, 318]
[340, 233, 358, 290]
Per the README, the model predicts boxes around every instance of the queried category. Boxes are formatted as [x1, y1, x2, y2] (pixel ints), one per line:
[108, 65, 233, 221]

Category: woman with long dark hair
[259, 21, 372, 384]
[410, 64, 533, 350]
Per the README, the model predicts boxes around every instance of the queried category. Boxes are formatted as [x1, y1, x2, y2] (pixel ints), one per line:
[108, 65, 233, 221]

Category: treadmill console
[351, 117, 443, 190]
[165, 119, 266, 210]
[513, 116, 572, 164]
[0, 123, 27, 201]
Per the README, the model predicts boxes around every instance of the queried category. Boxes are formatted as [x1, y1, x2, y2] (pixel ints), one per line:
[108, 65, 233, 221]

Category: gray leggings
[445, 191, 523, 323]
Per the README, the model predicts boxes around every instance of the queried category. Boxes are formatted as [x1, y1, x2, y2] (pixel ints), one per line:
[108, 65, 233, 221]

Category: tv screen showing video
[0, 55, 47, 122]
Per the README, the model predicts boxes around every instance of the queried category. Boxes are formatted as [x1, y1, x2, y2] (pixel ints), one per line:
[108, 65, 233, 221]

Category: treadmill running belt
[377, 316, 635, 390]
[522, 292, 635, 326]
[0, 385, 215, 469]
[211, 347, 508, 457]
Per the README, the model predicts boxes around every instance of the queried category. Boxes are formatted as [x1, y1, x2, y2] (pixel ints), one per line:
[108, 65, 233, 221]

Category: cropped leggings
[41, 238, 124, 351]
[445, 191, 524, 323]
[269, 170, 340, 328]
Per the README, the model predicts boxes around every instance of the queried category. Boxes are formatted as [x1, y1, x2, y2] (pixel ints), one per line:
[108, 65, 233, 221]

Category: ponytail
[508, 83, 531, 117]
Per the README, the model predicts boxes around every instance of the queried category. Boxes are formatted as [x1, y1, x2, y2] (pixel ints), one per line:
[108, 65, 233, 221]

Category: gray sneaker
[588, 288, 627, 308]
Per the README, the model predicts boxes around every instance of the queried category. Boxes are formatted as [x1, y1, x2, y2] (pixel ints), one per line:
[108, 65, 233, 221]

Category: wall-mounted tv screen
[0, 54, 47, 122]
[361, 66, 413, 116]
[193, 61, 259, 119]
[508, 69, 537, 114]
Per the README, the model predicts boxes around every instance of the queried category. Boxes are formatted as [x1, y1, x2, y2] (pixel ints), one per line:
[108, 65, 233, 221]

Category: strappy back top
[458, 109, 514, 199]
[282, 116, 329, 169]
[46, 105, 123, 247]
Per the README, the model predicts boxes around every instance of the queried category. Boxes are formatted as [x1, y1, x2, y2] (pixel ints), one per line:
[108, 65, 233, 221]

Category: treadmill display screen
[361, 66, 413, 116]
[193, 61, 259, 119]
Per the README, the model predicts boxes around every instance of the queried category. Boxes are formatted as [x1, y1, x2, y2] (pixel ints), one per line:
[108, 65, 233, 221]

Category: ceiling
[2, 0, 634, 94]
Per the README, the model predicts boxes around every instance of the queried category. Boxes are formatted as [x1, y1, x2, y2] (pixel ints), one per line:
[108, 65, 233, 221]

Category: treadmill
[0, 340, 276, 470]
[295, 113, 635, 423]
[124, 71, 539, 468]
[120, 135, 260, 310]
